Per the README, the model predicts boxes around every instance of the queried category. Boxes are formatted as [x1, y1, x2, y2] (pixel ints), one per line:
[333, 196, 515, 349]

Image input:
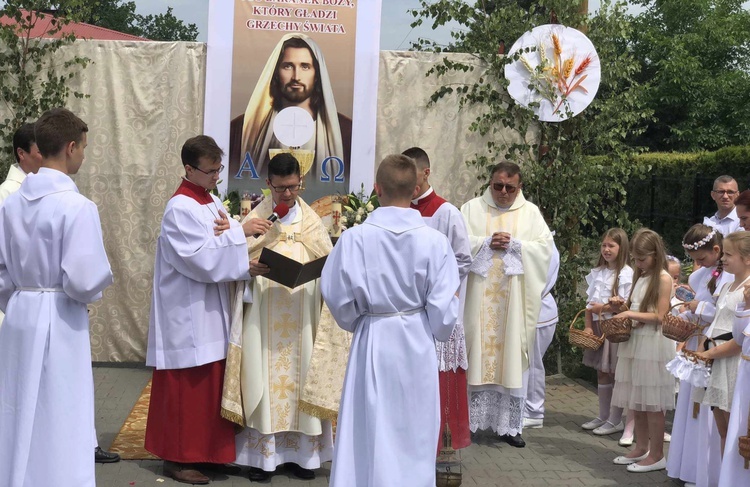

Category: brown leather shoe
[163, 461, 210, 485]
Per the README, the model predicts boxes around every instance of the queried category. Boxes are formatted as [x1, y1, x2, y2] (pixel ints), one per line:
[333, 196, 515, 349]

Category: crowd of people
[581, 175, 750, 486]
[1, 107, 748, 487]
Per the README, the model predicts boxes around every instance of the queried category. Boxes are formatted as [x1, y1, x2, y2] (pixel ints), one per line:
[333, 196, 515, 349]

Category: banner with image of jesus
[226, 1, 359, 201]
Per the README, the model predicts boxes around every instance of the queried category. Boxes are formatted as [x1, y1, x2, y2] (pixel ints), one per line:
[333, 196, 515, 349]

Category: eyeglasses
[190, 164, 224, 176]
[712, 190, 738, 196]
[492, 183, 519, 193]
[268, 182, 302, 193]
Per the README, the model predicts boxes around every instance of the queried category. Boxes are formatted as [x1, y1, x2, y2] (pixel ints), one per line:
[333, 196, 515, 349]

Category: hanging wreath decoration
[505, 24, 601, 122]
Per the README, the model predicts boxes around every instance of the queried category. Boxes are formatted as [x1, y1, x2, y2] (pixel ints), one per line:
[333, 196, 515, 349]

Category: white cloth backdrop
[18, 41, 515, 361]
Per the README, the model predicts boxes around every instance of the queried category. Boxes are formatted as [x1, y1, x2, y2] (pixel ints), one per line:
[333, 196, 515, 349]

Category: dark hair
[736, 189, 750, 209]
[12, 123, 36, 162]
[376, 154, 417, 200]
[268, 152, 301, 178]
[181, 135, 224, 168]
[682, 223, 724, 293]
[270, 37, 323, 113]
[401, 147, 430, 168]
[34, 108, 88, 158]
[490, 161, 523, 183]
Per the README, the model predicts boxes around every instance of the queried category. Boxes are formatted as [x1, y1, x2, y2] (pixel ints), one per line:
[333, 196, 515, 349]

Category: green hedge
[621, 146, 750, 255]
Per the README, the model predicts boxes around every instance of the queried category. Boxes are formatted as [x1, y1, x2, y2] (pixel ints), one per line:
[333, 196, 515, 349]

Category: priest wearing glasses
[460, 162, 553, 448]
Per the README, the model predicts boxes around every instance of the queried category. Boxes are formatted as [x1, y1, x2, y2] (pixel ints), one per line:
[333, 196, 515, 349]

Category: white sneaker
[618, 434, 634, 446]
[663, 432, 671, 442]
[684, 483, 696, 487]
[523, 417, 543, 429]
[581, 417, 606, 430]
[593, 420, 625, 436]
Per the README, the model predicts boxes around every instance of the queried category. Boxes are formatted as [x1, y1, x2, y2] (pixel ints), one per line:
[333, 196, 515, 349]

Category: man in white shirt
[703, 175, 740, 236]
[0, 123, 42, 204]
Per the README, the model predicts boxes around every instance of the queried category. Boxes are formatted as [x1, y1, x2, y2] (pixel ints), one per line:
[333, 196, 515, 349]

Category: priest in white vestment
[145, 136, 262, 484]
[461, 161, 553, 448]
[227, 153, 333, 482]
[0, 108, 113, 487]
[323, 154, 460, 487]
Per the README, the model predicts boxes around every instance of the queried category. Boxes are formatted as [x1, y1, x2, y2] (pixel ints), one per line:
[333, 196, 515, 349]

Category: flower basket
[682, 334, 716, 369]
[599, 306, 631, 343]
[568, 308, 604, 351]
[662, 303, 705, 342]
[666, 333, 714, 388]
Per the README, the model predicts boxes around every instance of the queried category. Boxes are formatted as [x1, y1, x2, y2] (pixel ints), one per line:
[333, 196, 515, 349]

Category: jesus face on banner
[231, 34, 352, 202]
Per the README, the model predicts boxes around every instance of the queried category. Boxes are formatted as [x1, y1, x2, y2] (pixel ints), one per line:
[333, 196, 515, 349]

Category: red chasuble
[144, 178, 236, 464]
[411, 189, 471, 451]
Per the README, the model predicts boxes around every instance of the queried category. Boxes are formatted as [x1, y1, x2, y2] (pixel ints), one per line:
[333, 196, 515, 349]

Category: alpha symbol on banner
[236, 153, 260, 179]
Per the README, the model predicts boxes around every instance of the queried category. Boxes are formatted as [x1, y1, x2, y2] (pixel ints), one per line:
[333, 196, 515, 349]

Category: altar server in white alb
[522, 239, 560, 429]
[0, 108, 113, 487]
[322, 154, 460, 487]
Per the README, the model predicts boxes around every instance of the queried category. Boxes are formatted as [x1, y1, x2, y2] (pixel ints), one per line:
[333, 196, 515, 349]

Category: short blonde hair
[376, 154, 417, 200]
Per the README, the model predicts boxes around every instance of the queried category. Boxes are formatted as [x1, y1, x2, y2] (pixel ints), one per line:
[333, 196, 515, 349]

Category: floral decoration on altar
[505, 24, 601, 122]
[341, 184, 379, 230]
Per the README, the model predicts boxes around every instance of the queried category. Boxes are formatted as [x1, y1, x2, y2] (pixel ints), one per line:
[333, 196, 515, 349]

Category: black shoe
[289, 463, 315, 480]
[95, 446, 121, 463]
[248, 467, 271, 482]
[501, 434, 526, 448]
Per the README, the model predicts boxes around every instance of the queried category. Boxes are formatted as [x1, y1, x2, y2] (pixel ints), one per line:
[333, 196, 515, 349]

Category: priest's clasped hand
[249, 259, 270, 277]
[490, 231, 511, 250]
[243, 218, 273, 238]
[214, 211, 231, 236]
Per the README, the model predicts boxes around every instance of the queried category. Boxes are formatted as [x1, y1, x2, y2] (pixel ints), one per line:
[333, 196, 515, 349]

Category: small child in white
[321, 154, 460, 487]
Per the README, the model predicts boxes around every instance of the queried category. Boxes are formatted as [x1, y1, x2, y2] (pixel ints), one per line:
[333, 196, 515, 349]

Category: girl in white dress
[713, 279, 750, 486]
[610, 228, 675, 473]
[695, 232, 750, 458]
[581, 228, 634, 436]
[667, 225, 729, 487]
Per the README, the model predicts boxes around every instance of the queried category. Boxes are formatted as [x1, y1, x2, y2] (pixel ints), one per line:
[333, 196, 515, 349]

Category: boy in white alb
[322, 154, 460, 487]
[0, 108, 113, 487]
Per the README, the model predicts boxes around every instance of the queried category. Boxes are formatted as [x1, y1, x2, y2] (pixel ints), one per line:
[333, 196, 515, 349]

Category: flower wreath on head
[682, 229, 717, 251]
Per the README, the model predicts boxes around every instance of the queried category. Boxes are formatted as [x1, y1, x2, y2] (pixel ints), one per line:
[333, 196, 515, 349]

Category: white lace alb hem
[469, 390, 523, 437]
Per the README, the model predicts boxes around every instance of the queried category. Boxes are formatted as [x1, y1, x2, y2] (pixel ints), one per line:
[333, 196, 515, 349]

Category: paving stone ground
[94, 366, 682, 487]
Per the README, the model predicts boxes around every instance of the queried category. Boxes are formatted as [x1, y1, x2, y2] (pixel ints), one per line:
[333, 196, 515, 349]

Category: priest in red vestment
[404, 147, 473, 450]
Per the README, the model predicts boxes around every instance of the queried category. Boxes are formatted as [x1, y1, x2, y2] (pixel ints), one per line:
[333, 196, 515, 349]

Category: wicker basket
[599, 305, 632, 343]
[662, 302, 704, 342]
[682, 333, 716, 368]
[739, 401, 750, 469]
[568, 308, 604, 351]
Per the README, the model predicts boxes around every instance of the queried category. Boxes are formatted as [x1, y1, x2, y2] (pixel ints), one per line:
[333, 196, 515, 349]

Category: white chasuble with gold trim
[461, 190, 552, 390]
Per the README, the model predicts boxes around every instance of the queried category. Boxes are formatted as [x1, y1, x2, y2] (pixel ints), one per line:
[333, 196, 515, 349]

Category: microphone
[254, 202, 290, 238]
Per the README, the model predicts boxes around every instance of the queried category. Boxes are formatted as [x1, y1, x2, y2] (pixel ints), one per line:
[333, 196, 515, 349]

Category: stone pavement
[94, 366, 681, 487]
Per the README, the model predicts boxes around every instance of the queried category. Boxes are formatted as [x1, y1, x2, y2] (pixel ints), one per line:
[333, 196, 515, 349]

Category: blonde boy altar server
[0, 108, 113, 487]
[461, 161, 553, 447]
[322, 154, 460, 487]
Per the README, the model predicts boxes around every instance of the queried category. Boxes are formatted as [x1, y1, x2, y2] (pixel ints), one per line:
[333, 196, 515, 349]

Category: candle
[331, 201, 342, 237]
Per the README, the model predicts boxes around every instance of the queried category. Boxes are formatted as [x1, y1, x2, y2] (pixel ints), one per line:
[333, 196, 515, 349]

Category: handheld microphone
[253, 202, 290, 238]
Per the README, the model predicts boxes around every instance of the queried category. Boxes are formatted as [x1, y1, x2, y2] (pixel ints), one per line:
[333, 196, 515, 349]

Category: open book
[258, 247, 328, 289]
